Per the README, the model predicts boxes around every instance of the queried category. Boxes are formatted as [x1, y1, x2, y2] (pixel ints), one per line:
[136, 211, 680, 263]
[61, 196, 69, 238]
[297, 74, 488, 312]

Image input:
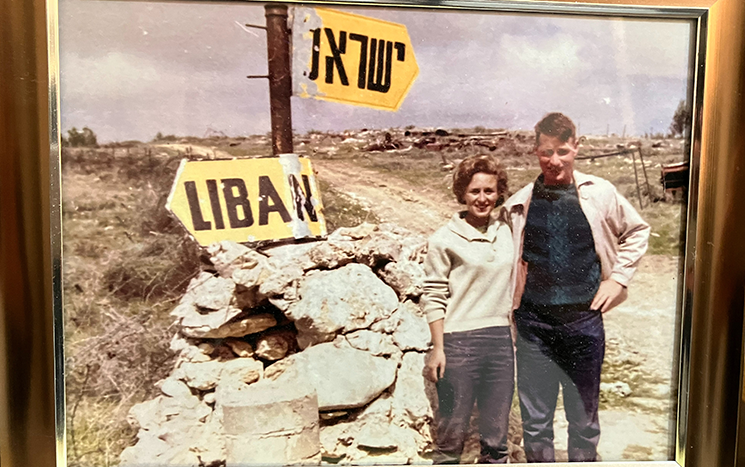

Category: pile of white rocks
[120, 223, 448, 466]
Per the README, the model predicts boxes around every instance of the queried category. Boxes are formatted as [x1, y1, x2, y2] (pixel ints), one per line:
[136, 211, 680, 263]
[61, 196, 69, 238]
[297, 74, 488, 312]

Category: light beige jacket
[501, 171, 650, 311]
[421, 212, 513, 333]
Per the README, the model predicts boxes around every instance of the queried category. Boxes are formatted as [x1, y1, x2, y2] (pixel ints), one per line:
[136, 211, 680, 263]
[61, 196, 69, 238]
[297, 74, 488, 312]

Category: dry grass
[62, 147, 200, 466]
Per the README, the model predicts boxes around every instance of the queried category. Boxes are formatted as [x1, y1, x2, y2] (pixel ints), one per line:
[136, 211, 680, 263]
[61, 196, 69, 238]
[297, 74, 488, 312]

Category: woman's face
[463, 172, 499, 225]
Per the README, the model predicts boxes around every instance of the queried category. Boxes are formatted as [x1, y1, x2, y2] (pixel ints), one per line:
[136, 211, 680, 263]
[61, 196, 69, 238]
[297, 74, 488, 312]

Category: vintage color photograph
[58, 0, 694, 465]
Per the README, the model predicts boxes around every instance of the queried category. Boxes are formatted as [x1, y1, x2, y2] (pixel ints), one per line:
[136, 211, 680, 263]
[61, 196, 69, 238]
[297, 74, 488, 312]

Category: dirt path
[313, 159, 459, 236]
[312, 161, 681, 462]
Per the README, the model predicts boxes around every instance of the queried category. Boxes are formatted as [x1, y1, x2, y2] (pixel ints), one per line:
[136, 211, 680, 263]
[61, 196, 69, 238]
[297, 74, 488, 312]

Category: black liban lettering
[222, 178, 254, 228]
[206, 179, 225, 230]
[288, 174, 318, 222]
[184, 181, 211, 231]
[258, 176, 291, 226]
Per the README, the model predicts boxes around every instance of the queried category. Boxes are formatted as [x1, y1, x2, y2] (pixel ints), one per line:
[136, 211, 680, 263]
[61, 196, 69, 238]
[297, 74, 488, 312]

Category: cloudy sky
[59, 1, 694, 143]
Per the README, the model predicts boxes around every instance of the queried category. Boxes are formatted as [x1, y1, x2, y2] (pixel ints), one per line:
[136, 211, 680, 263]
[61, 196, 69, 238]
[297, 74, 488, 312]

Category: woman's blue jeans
[514, 302, 604, 463]
[434, 326, 514, 464]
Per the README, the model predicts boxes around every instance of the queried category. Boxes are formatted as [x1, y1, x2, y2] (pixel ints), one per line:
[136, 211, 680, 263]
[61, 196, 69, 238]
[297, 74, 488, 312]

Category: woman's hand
[426, 319, 446, 382]
[426, 347, 446, 382]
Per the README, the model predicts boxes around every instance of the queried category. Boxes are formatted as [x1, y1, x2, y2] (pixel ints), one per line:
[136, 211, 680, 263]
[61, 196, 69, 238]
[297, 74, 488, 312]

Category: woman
[422, 155, 514, 464]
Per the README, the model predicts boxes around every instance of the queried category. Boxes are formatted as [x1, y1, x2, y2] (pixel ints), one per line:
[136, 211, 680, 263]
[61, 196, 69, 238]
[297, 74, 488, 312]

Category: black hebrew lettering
[349, 33, 368, 89]
[184, 181, 211, 231]
[395, 42, 406, 62]
[288, 174, 318, 222]
[222, 178, 254, 229]
[324, 28, 349, 86]
[308, 28, 407, 93]
[367, 39, 392, 93]
[258, 176, 292, 226]
[206, 180, 225, 230]
[308, 28, 321, 81]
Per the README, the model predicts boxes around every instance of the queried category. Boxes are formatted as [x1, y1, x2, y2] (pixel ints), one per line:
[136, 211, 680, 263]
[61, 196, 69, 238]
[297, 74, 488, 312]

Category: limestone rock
[220, 357, 264, 386]
[257, 258, 305, 297]
[286, 264, 398, 348]
[307, 238, 356, 269]
[319, 392, 425, 464]
[182, 312, 277, 339]
[356, 231, 402, 267]
[345, 330, 401, 358]
[224, 338, 254, 358]
[255, 330, 296, 361]
[391, 302, 431, 352]
[220, 378, 320, 465]
[207, 241, 252, 278]
[160, 377, 193, 398]
[121, 393, 221, 467]
[177, 358, 263, 391]
[190, 407, 226, 466]
[333, 223, 376, 240]
[399, 235, 427, 263]
[177, 304, 245, 338]
[183, 272, 236, 311]
[378, 261, 424, 298]
[267, 342, 397, 411]
[320, 421, 356, 460]
[231, 252, 268, 290]
[260, 241, 317, 270]
[177, 360, 224, 391]
[391, 352, 436, 431]
[126, 393, 210, 434]
[170, 334, 212, 363]
[119, 431, 170, 466]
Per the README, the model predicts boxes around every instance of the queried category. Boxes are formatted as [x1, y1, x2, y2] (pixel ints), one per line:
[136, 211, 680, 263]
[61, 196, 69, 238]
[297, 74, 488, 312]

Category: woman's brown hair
[452, 155, 509, 205]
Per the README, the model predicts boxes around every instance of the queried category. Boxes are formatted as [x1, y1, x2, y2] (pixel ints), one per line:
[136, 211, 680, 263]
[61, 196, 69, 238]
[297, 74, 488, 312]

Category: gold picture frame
[1, 0, 744, 466]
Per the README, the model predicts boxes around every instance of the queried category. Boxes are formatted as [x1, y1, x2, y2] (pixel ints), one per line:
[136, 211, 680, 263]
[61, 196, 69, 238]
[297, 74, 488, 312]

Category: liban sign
[166, 155, 327, 246]
[292, 7, 419, 111]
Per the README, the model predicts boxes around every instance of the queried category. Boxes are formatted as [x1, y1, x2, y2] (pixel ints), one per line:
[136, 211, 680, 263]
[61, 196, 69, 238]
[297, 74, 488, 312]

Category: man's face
[536, 134, 578, 185]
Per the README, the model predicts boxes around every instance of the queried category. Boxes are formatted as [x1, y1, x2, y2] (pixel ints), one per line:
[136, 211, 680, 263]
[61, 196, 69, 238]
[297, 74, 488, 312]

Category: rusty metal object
[265, 4, 293, 155]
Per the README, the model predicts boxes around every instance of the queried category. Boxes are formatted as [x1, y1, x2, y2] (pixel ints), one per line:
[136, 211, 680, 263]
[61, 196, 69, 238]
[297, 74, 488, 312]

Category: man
[502, 113, 650, 462]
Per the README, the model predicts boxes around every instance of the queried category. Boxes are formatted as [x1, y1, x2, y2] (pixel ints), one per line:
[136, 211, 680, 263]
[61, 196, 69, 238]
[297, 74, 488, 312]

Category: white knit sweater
[421, 212, 514, 333]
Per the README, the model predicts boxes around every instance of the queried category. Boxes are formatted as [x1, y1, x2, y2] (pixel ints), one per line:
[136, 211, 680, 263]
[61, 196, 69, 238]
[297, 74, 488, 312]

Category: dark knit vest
[521, 176, 601, 306]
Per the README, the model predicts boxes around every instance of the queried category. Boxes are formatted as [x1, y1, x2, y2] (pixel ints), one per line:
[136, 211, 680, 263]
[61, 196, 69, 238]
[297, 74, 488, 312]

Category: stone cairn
[120, 223, 445, 466]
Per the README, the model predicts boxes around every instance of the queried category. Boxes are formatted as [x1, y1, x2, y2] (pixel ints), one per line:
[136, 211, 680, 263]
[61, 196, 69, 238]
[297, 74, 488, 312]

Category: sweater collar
[447, 211, 500, 242]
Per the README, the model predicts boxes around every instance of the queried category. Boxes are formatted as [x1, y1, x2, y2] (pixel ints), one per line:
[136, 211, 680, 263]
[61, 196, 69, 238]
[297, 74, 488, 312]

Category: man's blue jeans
[434, 326, 514, 464]
[514, 303, 604, 462]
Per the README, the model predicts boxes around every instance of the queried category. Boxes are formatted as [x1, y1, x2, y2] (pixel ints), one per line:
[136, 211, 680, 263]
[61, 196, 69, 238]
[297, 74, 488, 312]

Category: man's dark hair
[535, 112, 577, 144]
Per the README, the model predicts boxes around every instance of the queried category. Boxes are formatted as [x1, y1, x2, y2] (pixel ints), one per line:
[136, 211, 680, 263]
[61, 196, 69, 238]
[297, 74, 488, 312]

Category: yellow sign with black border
[292, 7, 419, 111]
[166, 155, 326, 246]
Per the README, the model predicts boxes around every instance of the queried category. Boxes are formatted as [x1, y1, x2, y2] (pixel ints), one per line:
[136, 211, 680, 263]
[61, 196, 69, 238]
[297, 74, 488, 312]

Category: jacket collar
[503, 170, 594, 213]
[447, 211, 501, 242]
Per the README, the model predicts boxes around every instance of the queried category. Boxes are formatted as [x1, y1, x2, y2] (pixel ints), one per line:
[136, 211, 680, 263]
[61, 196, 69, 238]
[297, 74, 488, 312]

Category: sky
[58, 1, 694, 143]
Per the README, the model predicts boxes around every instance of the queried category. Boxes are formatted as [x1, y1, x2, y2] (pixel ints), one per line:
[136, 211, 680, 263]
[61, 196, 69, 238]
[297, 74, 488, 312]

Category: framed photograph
[2, 0, 745, 466]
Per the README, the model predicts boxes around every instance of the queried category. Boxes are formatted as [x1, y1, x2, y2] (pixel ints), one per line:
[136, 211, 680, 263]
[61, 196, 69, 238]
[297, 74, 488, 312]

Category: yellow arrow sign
[166, 155, 327, 247]
[292, 7, 419, 111]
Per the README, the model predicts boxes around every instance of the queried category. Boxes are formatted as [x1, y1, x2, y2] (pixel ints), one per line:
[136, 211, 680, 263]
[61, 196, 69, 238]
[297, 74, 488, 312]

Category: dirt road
[315, 159, 680, 463]
[313, 159, 458, 235]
